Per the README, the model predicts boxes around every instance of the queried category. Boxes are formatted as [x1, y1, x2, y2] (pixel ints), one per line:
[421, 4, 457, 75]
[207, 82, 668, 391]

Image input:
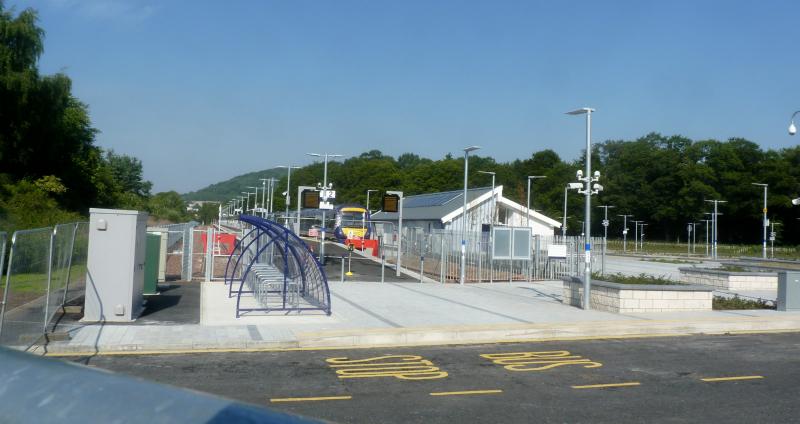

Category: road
[63, 333, 800, 423]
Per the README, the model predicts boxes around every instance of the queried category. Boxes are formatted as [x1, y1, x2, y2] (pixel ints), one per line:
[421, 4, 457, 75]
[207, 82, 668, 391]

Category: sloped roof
[372, 187, 492, 221]
[372, 186, 560, 229]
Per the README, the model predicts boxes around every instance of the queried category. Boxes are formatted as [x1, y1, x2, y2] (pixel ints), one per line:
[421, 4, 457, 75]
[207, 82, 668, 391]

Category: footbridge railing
[224, 215, 331, 317]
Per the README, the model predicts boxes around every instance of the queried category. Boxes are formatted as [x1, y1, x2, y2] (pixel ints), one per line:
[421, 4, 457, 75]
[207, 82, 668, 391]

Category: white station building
[371, 186, 561, 236]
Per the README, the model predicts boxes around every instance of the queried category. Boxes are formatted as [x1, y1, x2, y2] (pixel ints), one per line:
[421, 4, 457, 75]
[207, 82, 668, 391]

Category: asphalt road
[63, 333, 800, 423]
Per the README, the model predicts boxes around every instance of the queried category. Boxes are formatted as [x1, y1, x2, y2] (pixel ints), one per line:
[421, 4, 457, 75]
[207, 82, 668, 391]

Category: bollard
[340, 255, 345, 283]
[419, 256, 424, 283]
[381, 255, 385, 283]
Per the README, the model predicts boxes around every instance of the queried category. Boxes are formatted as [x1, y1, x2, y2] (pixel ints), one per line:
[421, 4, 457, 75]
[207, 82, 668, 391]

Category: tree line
[211, 136, 800, 245]
[0, 4, 191, 233]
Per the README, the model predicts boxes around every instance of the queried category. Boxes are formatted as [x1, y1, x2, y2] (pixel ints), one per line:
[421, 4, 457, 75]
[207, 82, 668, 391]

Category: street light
[789, 111, 800, 135]
[241, 192, 252, 214]
[751, 183, 768, 259]
[566, 107, 598, 310]
[704, 199, 727, 259]
[247, 186, 260, 216]
[461, 146, 481, 285]
[277, 166, 301, 225]
[526, 176, 546, 229]
[307, 152, 344, 265]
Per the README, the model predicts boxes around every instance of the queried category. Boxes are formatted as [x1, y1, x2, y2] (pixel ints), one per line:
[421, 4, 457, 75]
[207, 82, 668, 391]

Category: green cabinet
[144, 232, 161, 295]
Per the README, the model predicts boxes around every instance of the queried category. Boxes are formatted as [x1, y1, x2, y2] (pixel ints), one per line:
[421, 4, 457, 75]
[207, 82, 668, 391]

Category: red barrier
[200, 232, 237, 254]
[346, 238, 379, 257]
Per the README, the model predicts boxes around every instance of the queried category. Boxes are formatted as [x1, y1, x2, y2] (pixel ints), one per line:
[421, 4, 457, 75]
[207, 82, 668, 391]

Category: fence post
[0, 233, 8, 338]
[205, 227, 214, 281]
[419, 256, 424, 283]
[42, 228, 56, 334]
[440, 236, 445, 284]
[340, 255, 345, 283]
[381, 255, 385, 283]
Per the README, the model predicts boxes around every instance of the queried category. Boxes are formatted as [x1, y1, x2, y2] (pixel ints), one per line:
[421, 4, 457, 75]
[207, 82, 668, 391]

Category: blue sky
[15, 0, 800, 192]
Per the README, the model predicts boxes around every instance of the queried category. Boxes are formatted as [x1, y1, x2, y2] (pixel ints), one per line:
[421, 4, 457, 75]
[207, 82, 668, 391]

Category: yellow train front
[333, 205, 371, 242]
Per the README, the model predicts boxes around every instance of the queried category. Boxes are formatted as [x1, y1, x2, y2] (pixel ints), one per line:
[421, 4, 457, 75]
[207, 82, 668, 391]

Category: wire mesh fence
[148, 222, 197, 281]
[0, 222, 89, 350]
[378, 227, 602, 283]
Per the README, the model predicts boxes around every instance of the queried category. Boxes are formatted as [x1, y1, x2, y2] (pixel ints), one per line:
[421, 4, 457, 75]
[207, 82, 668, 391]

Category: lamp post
[526, 176, 546, 229]
[307, 152, 343, 265]
[248, 186, 260, 216]
[704, 199, 727, 259]
[702, 218, 712, 256]
[277, 166, 300, 226]
[460, 146, 481, 285]
[597, 205, 614, 274]
[631, 220, 643, 252]
[639, 223, 648, 251]
[241, 192, 251, 214]
[563, 183, 582, 238]
[567, 107, 598, 310]
[617, 214, 632, 252]
[751, 183, 768, 259]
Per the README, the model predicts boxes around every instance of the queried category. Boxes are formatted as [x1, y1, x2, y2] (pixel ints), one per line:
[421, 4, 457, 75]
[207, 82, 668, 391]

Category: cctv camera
[593, 170, 600, 178]
[792, 197, 800, 206]
[593, 183, 604, 191]
[576, 170, 583, 179]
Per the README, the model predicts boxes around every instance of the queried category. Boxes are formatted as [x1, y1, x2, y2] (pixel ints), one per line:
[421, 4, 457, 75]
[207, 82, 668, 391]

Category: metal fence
[0, 222, 88, 350]
[148, 222, 197, 281]
[379, 227, 602, 283]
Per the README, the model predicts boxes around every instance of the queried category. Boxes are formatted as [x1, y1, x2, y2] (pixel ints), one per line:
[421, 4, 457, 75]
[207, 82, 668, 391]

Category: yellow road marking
[270, 395, 352, 403]
[430, 389, 503, 396]
[481, 350, 603, 372]
[701, 375, 764, 382]
[572, 382, 641, 389]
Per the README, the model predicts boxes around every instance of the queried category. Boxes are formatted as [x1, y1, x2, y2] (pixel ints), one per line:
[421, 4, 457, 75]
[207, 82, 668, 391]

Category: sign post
[384, 192, 403, 277]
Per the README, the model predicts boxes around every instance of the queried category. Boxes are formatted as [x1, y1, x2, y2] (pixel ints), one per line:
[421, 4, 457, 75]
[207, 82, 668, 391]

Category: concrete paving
[38, 278, 800, 355]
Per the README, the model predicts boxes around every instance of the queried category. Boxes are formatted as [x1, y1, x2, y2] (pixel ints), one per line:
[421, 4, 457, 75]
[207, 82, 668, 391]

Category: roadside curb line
[41, 317, 800, 357]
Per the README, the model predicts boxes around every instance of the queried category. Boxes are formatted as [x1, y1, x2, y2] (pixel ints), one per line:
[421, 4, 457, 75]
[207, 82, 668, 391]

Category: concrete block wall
[563, 280, 713, 313]
[680, 268, 777, 291]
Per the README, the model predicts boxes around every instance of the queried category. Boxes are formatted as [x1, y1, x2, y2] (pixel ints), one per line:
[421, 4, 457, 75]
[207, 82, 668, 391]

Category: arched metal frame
[223, 215, 331, 317]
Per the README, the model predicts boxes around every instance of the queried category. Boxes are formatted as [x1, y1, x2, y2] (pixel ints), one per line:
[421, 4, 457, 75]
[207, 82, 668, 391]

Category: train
[333, 204, 372, 242]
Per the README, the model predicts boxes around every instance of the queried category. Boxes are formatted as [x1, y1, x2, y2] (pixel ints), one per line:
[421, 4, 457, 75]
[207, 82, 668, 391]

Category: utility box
[778, 271, 800, 311]
[84, 208, 148, 322]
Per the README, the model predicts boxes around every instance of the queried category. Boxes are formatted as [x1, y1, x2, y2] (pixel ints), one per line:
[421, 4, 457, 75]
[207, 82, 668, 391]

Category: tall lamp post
[704, 199, 727, 259]
[461, 146, 481, 285]
[307, 152, 343, 265]
[567, 107, 600, 310]
[526, 176, 547, 228]
[277, 166, 300, 225]
[241, 192, 251, 215]
[248, 186, 260, 216]
[751, 183, 768, 259]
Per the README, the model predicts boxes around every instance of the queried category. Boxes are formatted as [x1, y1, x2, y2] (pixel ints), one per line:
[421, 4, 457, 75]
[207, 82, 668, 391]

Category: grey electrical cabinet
[84, 208, 149, 322]
[778, 271, 800, 312]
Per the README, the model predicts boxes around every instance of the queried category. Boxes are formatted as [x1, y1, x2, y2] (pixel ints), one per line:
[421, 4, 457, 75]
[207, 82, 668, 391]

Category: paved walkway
[38, 279, 800, 355]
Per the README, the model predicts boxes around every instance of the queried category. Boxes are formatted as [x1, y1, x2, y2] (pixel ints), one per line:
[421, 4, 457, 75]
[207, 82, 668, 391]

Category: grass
[713, 295, 775, 310]
[716, 264, 750, 273]
[594, 272, 683, 286]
